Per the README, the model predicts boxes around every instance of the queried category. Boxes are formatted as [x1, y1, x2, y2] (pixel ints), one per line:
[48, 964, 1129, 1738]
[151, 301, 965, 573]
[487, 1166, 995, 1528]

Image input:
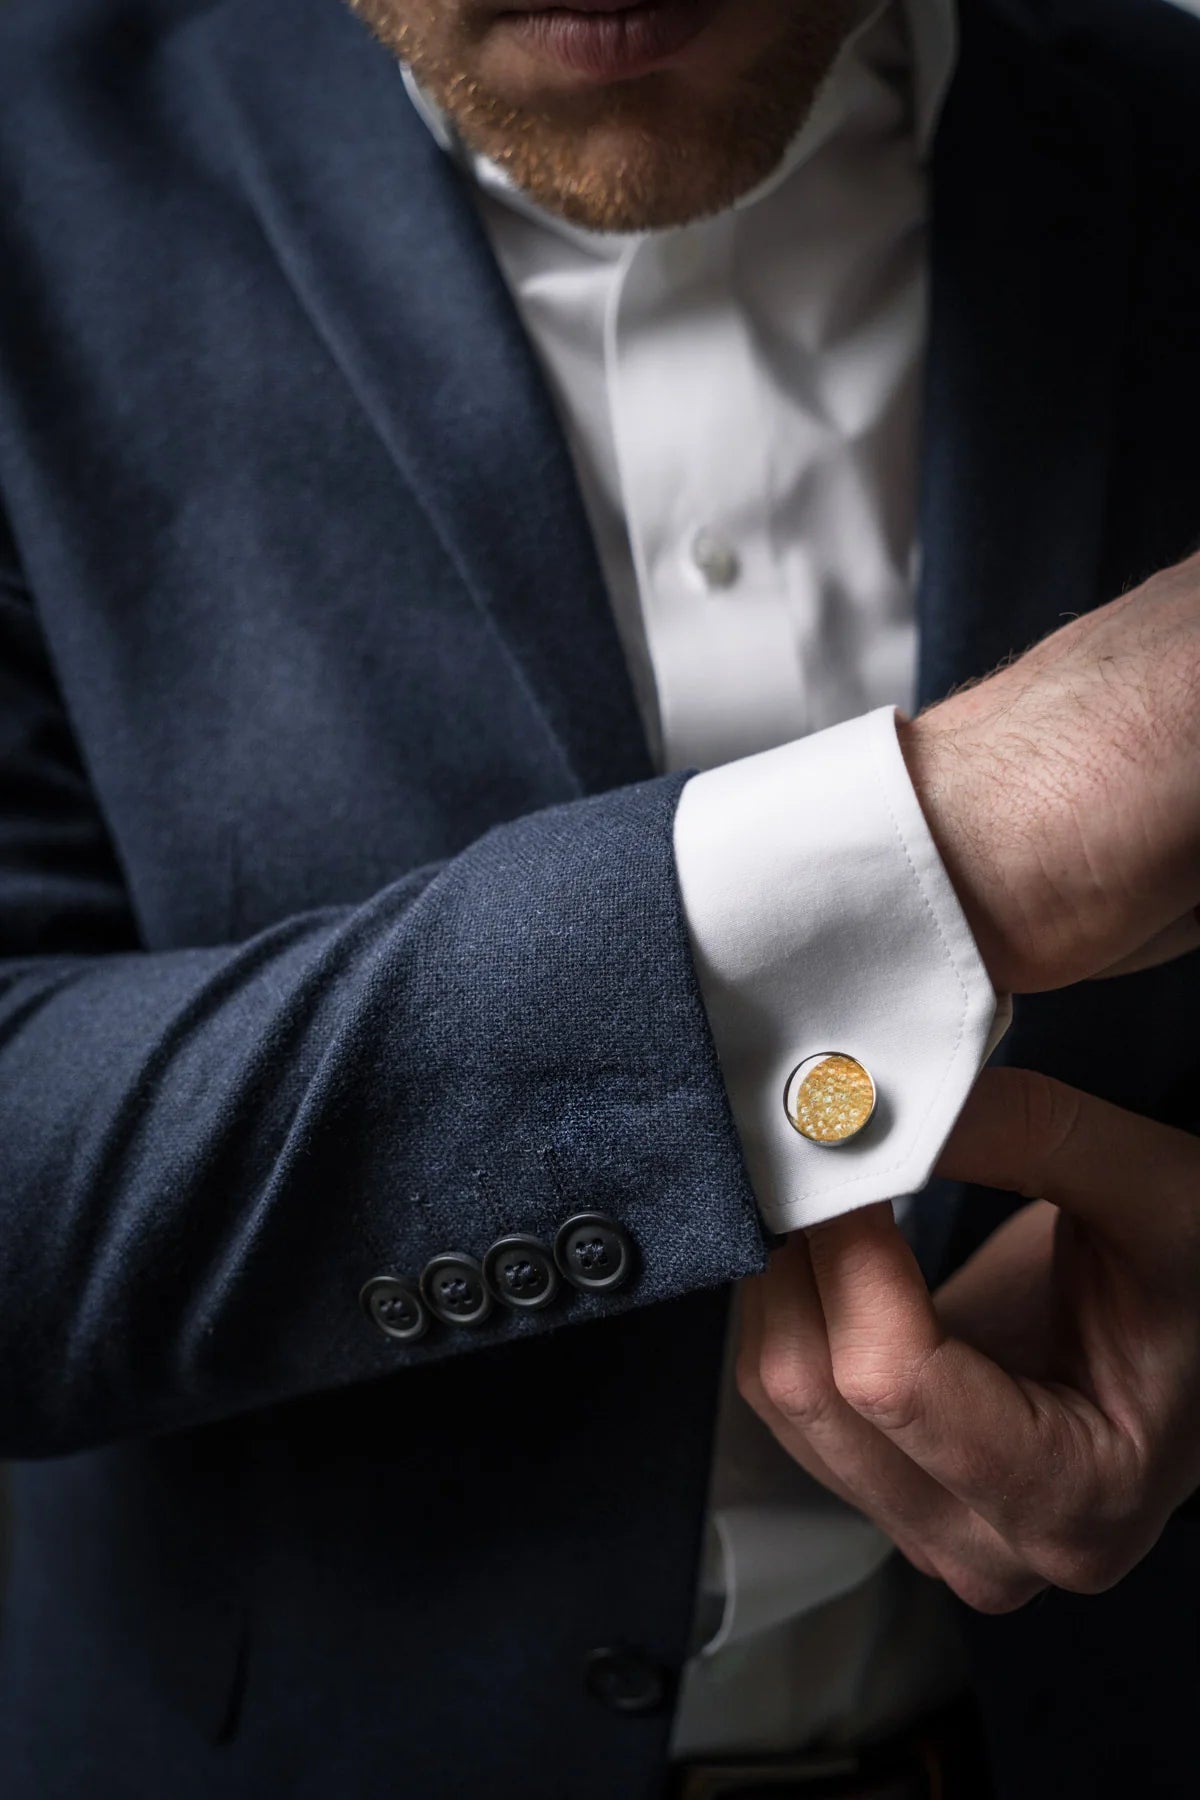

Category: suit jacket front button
[584, 1647, 670, 1716]
[419, 1254, 492, 1327]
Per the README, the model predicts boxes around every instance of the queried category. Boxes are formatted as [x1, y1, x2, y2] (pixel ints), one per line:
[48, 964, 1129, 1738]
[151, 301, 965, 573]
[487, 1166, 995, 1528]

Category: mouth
[493, 0, 726, 84]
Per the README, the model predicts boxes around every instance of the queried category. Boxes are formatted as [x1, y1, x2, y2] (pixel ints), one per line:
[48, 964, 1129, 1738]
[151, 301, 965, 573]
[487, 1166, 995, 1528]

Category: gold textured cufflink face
[784, 1053, 877, 1146]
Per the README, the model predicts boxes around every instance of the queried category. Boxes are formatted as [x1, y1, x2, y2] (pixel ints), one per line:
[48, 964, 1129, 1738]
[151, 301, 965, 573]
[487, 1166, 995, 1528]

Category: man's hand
[737, 1068, 1200, 1614]
[900, 548, 1200, 993]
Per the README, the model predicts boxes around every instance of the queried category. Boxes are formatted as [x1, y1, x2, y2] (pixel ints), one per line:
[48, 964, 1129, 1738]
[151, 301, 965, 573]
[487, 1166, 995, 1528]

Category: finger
[747, 1237, 919, 1516]
[746, 1231, 1040, 1607]
[738, 1266, 817, 1469]
[740, 1242, 946, 1581]
[936, 1068, 1200, 1254]
[933, 1201, 1058, 1377]
[739, 1266, 953, 1590]
[738, 1263, 884, 1518]
[739, 1251, 885, 1512]
[806, 1203, 1115, 1564]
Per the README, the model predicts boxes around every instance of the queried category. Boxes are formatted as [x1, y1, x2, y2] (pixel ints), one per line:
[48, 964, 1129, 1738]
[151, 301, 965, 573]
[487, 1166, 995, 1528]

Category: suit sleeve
[0, 558, 768, 1459]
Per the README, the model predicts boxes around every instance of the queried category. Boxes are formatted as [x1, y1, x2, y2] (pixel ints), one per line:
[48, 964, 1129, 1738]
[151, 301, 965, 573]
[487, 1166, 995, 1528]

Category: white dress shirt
[405, 0, 1005, 1754]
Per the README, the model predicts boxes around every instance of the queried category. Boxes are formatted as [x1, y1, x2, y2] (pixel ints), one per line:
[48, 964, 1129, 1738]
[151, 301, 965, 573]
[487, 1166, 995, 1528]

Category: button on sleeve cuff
[673, 706, 1006, 1233]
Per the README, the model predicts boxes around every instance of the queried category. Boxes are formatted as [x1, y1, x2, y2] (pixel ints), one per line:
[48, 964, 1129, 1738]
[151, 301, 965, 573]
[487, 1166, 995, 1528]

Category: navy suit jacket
[0, 1, 1198, 1794]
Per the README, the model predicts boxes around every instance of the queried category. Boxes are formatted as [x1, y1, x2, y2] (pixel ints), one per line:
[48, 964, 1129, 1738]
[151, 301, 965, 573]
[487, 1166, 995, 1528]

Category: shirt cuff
[673, 707, 1006, 1234]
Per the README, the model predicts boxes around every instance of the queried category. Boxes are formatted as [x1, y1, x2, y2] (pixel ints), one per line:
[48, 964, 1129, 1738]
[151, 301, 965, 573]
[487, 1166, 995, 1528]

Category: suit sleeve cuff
[673, 707, 1007, 1233]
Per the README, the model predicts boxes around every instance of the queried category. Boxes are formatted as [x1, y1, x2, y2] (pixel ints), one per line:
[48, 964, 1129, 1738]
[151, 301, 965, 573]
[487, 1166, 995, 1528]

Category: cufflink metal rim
[783, 1052, 877, 1148]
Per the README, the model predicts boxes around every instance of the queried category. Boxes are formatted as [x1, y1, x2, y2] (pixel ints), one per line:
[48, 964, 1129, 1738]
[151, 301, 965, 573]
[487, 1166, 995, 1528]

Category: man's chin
[436, 63, 816, 233]
[352, 0, 858, 235]
[481, 112, 786, 233]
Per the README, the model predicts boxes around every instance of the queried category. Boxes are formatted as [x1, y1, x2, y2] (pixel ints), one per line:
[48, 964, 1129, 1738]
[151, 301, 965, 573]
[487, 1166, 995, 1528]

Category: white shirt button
[691, 531, 741, 591]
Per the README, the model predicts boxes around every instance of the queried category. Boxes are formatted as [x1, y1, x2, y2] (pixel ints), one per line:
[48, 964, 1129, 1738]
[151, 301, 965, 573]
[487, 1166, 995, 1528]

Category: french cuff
[673, 706, 1008, 1234]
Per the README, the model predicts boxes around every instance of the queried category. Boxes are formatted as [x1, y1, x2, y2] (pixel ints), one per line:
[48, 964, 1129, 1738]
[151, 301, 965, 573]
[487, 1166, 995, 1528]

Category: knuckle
[1036, 1527, 1139, 1596]
[834, 1354, 921, 1432]
[944, 1566, 1041, 1617]
[756, 1351, 836, 1429]
[1032, 1447, 1151, 1594]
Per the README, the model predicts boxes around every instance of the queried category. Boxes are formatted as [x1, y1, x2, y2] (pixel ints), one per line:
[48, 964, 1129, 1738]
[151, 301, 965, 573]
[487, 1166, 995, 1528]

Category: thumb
[936, 1068, 1200, 1246]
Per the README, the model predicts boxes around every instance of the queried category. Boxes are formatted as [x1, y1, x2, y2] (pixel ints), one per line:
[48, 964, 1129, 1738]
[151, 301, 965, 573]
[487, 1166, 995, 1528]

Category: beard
[347, 0, 857, 233]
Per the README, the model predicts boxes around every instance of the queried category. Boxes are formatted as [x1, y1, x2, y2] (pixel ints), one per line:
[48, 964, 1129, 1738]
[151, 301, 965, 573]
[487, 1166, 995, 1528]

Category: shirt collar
[402, 0, 957, 253]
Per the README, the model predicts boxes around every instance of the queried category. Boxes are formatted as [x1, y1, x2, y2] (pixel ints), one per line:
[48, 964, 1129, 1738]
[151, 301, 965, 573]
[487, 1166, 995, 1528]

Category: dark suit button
[360, 1277, 429, 1343]
[482, 1236, 559, 1312]
[420, 1254, 492, 1327]
[584, 1647, 670, 1715]
[554, 1214, 634, 1293]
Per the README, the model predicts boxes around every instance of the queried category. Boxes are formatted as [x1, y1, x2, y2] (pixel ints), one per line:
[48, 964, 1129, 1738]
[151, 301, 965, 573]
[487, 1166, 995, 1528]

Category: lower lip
[502, 1, 723, 82]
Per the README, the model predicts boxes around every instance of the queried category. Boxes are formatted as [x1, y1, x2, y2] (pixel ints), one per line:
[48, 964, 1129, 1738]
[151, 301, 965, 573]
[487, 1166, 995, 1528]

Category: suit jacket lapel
[917, 0, 1135, 707]
[189, 0, 651, 795]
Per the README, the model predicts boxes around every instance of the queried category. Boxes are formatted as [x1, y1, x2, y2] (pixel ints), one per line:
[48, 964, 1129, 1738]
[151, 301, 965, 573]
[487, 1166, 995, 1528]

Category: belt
[668, 1701, 993, 1800]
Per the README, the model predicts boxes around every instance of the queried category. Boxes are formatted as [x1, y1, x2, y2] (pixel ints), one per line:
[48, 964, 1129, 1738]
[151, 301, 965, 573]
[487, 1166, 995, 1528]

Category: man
[0, 0, 1199, 1794]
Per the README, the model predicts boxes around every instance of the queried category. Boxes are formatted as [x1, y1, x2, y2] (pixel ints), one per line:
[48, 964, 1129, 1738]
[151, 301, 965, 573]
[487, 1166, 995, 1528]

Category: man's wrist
[897, 709, 1034, 995]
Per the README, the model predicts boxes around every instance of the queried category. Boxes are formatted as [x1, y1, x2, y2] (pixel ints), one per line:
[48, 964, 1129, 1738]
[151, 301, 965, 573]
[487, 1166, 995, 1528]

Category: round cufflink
[360, 1277, 430, 1344]
[482, 1236, 560, 1312]
[783, 1053, 877, 1146]
[420, 1253, 493, 1327]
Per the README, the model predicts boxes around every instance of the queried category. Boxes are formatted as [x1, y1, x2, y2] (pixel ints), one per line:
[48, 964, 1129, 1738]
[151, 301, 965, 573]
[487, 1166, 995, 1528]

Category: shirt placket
[607, 216, 813, 776]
